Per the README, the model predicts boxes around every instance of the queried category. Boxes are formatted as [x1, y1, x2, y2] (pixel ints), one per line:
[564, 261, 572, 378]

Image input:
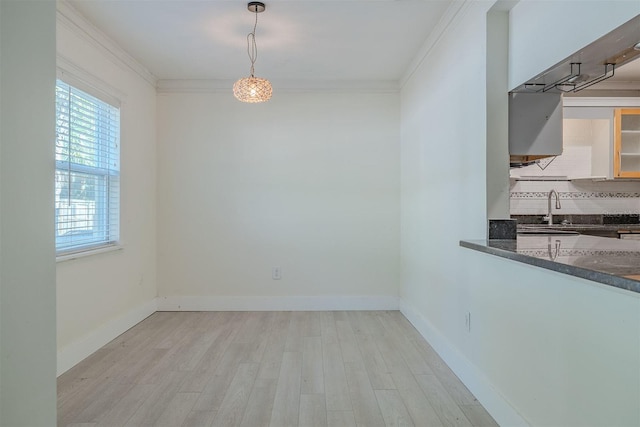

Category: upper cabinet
[563, 108, 611, 179]
[614, 108, 640, 178]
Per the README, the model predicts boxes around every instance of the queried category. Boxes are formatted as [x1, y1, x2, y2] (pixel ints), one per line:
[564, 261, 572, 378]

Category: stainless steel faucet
[543, 189, 561, 225]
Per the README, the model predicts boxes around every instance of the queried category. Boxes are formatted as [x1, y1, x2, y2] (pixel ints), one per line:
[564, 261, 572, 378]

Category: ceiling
[67, 0, 454, 83]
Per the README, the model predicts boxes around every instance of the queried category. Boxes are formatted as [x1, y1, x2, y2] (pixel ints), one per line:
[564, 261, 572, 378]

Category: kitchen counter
[460, 234, 640, 294]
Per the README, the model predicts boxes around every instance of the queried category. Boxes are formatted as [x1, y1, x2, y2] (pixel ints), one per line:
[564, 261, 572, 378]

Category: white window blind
[55, 80, 120, 254]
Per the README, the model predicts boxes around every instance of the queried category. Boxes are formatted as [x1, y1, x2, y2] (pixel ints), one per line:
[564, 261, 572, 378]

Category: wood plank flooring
[58, 311, 498, 427]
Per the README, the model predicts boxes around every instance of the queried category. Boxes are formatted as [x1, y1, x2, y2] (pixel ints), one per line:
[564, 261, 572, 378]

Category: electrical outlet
[272, 266, 281, 280]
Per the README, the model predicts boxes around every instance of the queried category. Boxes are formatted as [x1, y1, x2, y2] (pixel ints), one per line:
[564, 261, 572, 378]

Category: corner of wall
[57, 298, 157, 376]
[398, 298, 529, 427]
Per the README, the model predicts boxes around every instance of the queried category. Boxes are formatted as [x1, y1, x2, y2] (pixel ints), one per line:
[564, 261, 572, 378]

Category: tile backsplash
[510, 180, 640, 216]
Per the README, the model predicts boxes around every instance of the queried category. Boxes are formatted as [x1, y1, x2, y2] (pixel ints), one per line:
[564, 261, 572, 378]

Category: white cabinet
[563, 106, 612, 179]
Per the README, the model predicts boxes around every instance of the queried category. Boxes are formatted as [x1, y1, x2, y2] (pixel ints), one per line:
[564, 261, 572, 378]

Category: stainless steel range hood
[509, 92, 563, 166]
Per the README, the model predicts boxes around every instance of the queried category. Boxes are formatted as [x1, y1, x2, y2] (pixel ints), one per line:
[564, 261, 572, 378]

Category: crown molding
[157, 79, 400, 94]
[56, 0, 157, 87]
[400, 0, 473, 88]
[57, 54, 127, 104]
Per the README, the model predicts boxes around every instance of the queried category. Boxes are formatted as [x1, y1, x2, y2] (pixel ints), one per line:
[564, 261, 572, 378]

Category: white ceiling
[67, 0, 454, 83]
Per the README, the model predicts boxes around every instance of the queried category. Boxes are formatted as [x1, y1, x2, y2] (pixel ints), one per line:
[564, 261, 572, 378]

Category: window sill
[56, 243, 123, 263]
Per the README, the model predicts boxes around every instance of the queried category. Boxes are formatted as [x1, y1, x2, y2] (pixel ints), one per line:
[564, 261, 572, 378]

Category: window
[55, 80, 120, 255]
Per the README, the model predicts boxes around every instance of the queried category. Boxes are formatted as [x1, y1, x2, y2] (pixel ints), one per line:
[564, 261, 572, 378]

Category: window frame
[55, 77, 121, 258]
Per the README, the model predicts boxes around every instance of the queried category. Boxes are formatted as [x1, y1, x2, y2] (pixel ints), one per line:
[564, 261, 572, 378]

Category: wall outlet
[465, 312, 471, 333]
[272, 267, 281, 280]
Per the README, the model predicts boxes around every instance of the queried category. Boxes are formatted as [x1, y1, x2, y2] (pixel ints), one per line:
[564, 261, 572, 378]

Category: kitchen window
[55, 79, 120, 255]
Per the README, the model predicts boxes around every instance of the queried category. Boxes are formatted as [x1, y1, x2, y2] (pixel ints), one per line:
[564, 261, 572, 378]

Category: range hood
[509, 92, 563, 167]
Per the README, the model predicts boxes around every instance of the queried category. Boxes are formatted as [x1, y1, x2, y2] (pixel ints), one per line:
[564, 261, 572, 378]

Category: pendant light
[233, 2, 272, 103]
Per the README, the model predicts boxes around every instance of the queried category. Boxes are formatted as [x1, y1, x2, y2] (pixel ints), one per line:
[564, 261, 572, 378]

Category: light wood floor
[58, 311, 498, 427]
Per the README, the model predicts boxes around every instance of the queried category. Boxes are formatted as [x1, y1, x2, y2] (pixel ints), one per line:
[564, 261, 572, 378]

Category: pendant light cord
[247, 9, 259, 77]
[233, 2, 272, 103]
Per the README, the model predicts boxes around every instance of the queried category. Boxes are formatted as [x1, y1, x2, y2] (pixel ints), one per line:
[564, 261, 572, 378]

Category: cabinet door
[614, 108, 640, 178]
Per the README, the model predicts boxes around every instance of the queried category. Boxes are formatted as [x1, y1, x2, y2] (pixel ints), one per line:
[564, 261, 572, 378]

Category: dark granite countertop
[460, 234, 640, 294]
[512, 214, 640, 226]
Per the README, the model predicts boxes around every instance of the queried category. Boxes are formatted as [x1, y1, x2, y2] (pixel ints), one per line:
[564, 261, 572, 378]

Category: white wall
[400, 1, 640, 425]
[0, 1, 57, 425]
[461, 250, 640, 426]
[400, 0, 493, 415]
[55, 3, 158, 374]
[486, 7, 510, 219]
[156, 90, 400, 309]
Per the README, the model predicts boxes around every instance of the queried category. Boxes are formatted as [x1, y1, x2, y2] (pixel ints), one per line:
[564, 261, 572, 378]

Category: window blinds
[55, 80, 120, 254]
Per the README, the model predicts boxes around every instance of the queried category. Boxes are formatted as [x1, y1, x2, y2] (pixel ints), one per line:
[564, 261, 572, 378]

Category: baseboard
[399, 299, 529, 427]
[156, 295, 399, 311]
[57, 298, 158, 376]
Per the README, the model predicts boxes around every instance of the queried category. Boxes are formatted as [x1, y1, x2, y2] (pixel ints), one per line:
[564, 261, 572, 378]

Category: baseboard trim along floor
[399, 299, 528, 427]
[156, 295, 400, 312]
[57, 299, 157, 376]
